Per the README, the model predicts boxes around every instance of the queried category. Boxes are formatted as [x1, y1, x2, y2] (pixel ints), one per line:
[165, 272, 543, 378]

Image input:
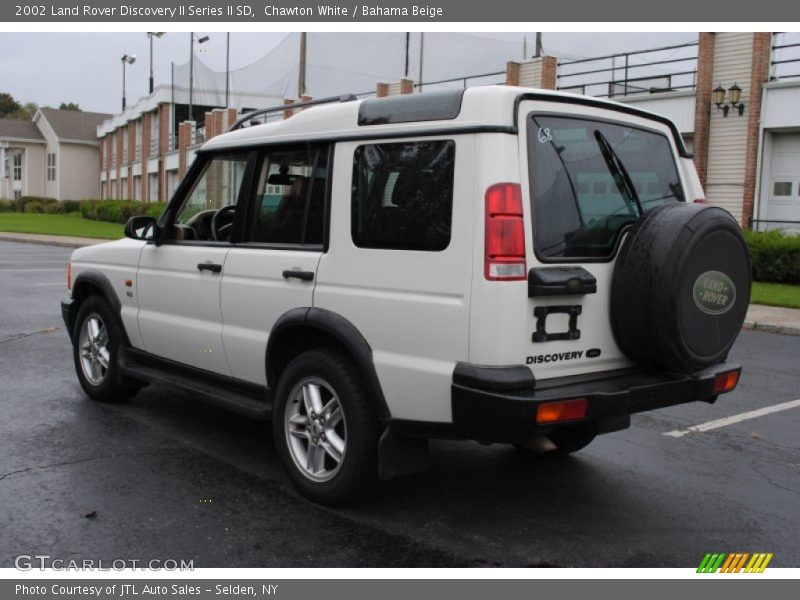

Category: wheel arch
[69, 271, 130, 345]
[265, 307, 391, 419]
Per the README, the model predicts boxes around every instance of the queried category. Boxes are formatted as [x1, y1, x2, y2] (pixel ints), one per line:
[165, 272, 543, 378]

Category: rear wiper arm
[594, 130, 644, 216]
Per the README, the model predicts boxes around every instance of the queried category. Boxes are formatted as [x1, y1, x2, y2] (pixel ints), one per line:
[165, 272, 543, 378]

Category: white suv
[62, 86, 751, 504]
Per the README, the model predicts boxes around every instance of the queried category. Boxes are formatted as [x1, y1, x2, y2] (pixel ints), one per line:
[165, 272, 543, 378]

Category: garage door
[765, 133, 800, 232]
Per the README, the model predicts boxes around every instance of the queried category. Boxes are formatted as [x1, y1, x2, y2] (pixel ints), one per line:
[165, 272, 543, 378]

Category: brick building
[96, 84, 282, 203]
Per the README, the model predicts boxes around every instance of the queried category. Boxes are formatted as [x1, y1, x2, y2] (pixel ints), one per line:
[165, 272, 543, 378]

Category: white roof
[202, 86, 668, 152]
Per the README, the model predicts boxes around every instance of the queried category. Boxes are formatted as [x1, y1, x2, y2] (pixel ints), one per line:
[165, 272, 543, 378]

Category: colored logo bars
[697, 552, 773, 573]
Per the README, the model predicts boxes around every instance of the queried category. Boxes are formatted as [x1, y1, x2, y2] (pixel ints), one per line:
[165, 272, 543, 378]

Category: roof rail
[228, 94, 358, 131]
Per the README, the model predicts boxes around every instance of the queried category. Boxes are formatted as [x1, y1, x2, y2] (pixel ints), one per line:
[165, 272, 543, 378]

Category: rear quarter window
[351, 140, 455, 251]
[528, 114, 685, 260]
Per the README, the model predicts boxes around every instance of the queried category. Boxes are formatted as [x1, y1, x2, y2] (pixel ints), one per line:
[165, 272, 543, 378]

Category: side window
[176, 153, 249, 226]
[351, 140, 455, 251]
[246, 145, 329, 246]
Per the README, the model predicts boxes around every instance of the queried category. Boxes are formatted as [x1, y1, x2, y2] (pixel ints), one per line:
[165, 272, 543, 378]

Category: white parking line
[664, 398, 800, 437]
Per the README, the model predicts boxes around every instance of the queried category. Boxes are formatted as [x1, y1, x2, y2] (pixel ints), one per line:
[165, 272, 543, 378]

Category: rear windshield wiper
[594, 130, 644, 216]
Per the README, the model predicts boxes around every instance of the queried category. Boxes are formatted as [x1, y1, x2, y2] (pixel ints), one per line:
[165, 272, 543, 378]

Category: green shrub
[17, 196, 58, 211]
[1, 197, 167, 222]
[23, 201, 45, 214]
[79, 200, 98, 220]
[62, 200, 82, 213]
[743, 229, 800, 285]
[106, 201, 142, 223]
[79, 199, 168, 224]
[0, 199, 19, 212]
[145, 203, 167, 220]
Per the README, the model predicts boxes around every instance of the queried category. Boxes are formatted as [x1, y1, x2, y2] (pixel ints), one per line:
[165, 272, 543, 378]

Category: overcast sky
[0, 32, 698, 115]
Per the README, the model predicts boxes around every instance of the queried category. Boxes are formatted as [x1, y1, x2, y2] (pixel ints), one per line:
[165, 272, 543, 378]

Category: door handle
[197, 263, 222, 273]
[282, 270, 314, 282]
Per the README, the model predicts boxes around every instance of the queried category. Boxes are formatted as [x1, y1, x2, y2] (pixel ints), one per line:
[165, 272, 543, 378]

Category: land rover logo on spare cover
[693, 270, 736, 315]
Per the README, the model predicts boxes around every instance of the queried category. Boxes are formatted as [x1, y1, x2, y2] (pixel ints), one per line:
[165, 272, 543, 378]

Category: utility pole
[188, 32, 194, 122]
[535, 32, 543, 58]
[225, 32, 230, 108]
[298, 32, 307, 97]
[404, 32, 410, 78]
[171, 62, 175, 150]
[188, 33, 209, 122]
[418, 32, 424, 92]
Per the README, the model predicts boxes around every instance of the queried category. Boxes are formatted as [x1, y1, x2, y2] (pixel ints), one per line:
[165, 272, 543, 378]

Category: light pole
[188, 32, 210, 124]
[121, 54, 136, 111]
[146, 32, 164, 95]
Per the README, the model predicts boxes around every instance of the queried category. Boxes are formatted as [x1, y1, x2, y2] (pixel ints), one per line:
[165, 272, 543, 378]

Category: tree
[23, 102, 38, 118]
[0, 92, 23, 118]
[59, 102, 80, 111]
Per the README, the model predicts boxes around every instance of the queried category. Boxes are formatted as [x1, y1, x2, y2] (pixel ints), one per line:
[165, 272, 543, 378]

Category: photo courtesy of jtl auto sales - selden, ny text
[0, 0, 798, 597]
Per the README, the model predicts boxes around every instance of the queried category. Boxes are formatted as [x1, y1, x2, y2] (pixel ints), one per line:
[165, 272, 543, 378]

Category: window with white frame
[46, 153, 56, 181]
[13, 153, 22, 181]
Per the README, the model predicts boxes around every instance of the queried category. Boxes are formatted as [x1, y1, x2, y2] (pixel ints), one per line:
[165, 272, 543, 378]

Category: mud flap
[378, 428, 430, 480]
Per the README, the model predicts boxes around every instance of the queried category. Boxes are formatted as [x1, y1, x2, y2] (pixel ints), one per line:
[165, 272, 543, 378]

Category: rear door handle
[282, 270, 314, 282]
[197, 263, 222, 273]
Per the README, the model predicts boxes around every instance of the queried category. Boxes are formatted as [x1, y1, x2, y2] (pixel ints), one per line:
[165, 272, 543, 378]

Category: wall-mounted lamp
[713, 83, 745, 117]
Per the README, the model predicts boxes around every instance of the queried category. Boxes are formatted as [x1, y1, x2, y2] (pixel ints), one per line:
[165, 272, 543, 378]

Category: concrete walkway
[3, 230, 800, 336]
[744, 304, 800, 336]
[0, 232, 107, 248]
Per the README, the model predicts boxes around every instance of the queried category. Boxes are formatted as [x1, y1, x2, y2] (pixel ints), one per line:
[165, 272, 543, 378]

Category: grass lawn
[0, 212, 123, 240]
[751, 281, 800, 310]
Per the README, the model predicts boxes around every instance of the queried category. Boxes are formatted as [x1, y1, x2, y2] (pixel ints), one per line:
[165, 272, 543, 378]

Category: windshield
[528, 114, 685, 259]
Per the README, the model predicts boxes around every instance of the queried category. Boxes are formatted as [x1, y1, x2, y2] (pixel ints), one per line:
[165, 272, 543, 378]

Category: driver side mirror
[124, 215, 158, 241]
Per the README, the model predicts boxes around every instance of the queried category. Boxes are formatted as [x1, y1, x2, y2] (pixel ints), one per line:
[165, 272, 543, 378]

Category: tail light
[693, 198, 708, 204]
[66, 262, 72, 290]
[536, 398, 588, 424]
[485, 182, 526, 281]
[712, 370, 740, 394]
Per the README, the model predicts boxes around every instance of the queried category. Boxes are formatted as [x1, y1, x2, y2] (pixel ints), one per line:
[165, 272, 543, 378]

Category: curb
[0, 234, 104, 248]
[743, 320, 800, 337]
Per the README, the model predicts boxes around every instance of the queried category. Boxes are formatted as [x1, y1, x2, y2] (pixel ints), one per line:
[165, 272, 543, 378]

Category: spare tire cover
[610, 203, 751, 374]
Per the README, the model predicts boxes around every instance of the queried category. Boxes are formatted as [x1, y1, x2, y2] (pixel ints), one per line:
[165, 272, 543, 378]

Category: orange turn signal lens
[536, 398, 588, 424]
[712, 370, 740, 394]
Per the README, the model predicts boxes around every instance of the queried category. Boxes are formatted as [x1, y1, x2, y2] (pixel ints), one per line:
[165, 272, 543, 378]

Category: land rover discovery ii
[62, 87, 751, 504]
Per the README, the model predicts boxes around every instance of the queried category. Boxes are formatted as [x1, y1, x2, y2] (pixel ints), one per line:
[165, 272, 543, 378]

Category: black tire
[611, 203, 751, 374]
[272, 349, 378, 506]
[72, 295, 141, 403]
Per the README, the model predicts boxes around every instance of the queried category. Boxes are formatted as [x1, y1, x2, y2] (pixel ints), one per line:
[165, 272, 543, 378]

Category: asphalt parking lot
[1, 240, 798, 568]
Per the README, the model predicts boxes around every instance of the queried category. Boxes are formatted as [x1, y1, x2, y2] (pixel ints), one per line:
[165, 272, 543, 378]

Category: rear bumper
[451, 362, 740, 443]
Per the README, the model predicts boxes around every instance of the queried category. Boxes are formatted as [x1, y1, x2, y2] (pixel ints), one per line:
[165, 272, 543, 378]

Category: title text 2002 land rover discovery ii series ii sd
[62, 87, 751, 504]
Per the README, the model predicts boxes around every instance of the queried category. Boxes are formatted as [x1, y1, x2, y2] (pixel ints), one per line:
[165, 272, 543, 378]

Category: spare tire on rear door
[610, 202, 751, 374]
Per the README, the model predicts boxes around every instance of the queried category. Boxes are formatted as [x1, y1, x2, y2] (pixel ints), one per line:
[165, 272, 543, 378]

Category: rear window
[528, 115, 685, 260]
